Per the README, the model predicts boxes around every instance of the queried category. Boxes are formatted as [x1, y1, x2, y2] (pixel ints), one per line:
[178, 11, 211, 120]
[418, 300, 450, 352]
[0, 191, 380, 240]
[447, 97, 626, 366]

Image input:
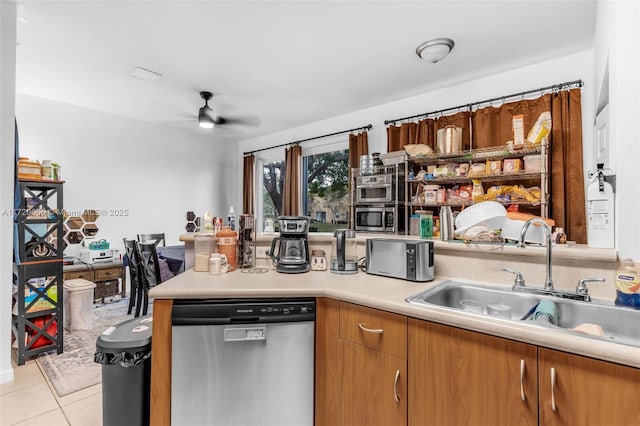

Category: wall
[0, 2, 17, 384]
[237, 50, 595, 230]
[15, 94, 236, 249]
[593, 1, 640, 261]
[1, 94, 234, 382]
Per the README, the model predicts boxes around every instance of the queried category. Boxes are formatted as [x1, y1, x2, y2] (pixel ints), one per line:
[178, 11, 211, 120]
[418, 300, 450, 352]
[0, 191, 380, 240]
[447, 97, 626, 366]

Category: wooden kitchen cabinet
[408, 319, 538, 426]
[340, 340, 407, 425]
[339, 302, 408, 425]
[539, 348, 640, 426]
[316, 299, 408, 425]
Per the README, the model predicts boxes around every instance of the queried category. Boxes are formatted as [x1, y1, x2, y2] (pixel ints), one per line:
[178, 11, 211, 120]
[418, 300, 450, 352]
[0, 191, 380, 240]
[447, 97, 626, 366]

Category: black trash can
[95, 316, 152, 426]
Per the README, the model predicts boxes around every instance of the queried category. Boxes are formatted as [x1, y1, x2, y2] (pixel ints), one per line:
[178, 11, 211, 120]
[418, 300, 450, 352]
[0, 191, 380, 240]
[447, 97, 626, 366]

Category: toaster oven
[365, 239, 434, 282]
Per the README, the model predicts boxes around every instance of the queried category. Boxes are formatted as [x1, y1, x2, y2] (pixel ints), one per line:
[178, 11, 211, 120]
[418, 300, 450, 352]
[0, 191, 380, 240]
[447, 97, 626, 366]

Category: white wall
[0, 94, 234, 382]
[0, 2, 17, 384]
[237, 50, 595, 229]
[593, 0, 640, 261]
[15, 94, 235, 249]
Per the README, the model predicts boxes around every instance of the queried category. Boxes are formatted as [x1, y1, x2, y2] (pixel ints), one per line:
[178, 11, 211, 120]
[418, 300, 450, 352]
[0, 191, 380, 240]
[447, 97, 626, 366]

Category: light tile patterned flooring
[1, 359, 102, 426]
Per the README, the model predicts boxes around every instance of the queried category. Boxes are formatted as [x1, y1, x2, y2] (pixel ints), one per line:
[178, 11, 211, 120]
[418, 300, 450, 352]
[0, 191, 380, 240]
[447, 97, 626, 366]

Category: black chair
[123, 238, 144, 316]
[137, 241, 162, 317]
[137, 233, 166, 247]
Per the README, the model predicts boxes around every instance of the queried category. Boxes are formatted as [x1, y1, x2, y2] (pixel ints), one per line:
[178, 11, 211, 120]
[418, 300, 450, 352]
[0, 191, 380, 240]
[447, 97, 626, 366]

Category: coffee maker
[268, 216, 310, 273]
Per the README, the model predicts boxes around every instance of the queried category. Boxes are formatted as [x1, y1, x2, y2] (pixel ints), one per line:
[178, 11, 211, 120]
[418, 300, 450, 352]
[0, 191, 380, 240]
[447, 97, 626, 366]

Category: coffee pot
[330, 229, 358, 274]
[268, 216, 310, 273]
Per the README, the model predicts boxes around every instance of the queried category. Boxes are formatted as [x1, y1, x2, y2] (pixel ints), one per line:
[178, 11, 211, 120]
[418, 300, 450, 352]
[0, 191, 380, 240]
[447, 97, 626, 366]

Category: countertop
[149, 266, 640, 369]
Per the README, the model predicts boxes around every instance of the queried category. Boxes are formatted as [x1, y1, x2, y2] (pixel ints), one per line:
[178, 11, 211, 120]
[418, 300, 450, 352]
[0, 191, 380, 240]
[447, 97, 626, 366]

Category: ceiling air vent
[129, 66, 162, 83]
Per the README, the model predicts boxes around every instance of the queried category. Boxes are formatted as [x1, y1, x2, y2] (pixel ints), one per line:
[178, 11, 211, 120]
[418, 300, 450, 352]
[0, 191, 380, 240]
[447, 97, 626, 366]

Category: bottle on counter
[228, 206, 236, 231]
[614, 258, 640, 309]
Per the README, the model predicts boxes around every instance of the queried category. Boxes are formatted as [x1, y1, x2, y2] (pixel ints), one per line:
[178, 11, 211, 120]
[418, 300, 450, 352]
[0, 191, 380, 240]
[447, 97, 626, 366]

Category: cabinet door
[539, 348, 640, 426]
[341, 340, 407, 426]
[315, 298, 342, 426]
[408, 319, 537, 426]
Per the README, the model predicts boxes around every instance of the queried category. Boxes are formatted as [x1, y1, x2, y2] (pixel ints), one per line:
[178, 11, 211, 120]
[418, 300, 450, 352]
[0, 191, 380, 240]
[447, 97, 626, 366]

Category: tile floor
[0, 359, 102, 426]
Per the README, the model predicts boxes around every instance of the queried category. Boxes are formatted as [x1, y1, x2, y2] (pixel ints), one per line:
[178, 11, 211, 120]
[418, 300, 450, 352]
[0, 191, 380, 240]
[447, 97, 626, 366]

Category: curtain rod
[384, 79, 584, 126]
[244, 124, 372, 156]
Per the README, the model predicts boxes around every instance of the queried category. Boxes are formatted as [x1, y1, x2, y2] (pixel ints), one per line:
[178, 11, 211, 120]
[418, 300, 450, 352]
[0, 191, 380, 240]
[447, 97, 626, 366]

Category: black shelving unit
[12, 180, 64, 365]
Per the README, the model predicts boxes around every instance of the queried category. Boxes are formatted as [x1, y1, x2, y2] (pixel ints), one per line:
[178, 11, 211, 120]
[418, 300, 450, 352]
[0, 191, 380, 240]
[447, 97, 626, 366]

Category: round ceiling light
[416, 38, 455, 63]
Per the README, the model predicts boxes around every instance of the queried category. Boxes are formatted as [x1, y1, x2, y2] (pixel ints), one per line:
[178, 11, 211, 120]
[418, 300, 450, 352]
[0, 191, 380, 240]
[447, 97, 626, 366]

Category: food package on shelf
[485, 160, 502, 175]
[433, 163, 458, 178]
[472, 180, 484, 203]
[503, 158, 523, 173]
[480, 185, 542, 203]
[447, 185, 473, 205]
[512, 114, 525, 146]
[468, 163, 486, 177]
[523, 155, 542, 172]
[527, 111, 552, 144]
[403, 144, 434, 157]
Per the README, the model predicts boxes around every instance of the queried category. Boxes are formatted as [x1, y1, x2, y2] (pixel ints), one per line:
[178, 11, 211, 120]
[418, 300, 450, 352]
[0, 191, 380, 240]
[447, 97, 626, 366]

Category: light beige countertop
[150, 266, 640, 369]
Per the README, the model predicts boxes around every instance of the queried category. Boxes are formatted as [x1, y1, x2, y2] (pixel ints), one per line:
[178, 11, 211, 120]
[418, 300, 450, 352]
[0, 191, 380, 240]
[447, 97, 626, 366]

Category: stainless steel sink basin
[407, 280, 640, 348]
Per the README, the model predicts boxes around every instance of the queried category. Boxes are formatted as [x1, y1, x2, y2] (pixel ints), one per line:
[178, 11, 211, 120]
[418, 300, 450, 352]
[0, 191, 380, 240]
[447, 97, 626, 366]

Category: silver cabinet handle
[358, 323, 384, 334]
[550, 367, 557, 412]
[393, 369, 400, 403]
[520, 359, 526, 401]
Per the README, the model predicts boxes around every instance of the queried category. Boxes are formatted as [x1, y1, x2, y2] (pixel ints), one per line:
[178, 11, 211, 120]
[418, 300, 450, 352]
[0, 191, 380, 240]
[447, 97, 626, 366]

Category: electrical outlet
[255, 247, 270, 259]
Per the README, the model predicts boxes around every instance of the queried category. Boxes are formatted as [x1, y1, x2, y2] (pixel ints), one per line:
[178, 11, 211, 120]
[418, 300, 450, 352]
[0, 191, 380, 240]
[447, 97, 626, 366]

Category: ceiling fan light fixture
[198, 91, 215, 128]
[416, 38, 455, 63]
[199, 118, 214, 129]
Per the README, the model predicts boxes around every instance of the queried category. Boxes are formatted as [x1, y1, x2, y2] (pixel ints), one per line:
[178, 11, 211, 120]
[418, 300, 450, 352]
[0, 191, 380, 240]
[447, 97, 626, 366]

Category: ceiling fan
[197, 91, 260, 129]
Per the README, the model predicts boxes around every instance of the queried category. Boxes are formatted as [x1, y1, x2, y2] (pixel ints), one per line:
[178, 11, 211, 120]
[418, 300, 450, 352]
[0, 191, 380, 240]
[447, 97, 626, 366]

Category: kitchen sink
[406, 280, 640, 348]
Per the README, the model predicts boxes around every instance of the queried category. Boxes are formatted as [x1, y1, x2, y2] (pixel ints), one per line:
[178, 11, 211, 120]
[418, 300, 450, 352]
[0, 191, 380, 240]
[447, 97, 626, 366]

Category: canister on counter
[419, 214, 433, 239]
[217, 229, 238, 271]
[194, 233, 216, 272]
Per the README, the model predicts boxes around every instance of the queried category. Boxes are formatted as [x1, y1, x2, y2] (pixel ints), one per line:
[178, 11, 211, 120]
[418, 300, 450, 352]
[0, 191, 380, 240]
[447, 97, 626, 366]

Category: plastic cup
[460, 299, 484, 314]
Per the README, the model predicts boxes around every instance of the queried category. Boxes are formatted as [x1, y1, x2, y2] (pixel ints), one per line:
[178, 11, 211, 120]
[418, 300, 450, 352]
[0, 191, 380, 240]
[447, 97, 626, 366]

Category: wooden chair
[136, 241, 162, 316]
[123, 238, 143, 316]
[137, 233, 166, 247]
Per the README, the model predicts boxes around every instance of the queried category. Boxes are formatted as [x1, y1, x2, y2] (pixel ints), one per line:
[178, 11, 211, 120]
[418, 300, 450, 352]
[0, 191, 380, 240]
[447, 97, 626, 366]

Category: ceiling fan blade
[199, 105, 226, 125]
[217, 116, 261, 127]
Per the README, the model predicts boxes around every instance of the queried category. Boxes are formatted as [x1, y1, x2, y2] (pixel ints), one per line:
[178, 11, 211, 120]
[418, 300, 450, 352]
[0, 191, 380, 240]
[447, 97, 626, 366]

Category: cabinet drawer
[340, 302, 407, 359]
[95, 267, 121, 281]
[64, 270, 94, 281]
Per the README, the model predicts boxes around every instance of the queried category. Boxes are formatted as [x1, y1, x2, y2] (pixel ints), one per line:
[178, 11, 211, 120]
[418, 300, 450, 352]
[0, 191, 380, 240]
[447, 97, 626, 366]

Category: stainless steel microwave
[354, 206, 398, 233]
[355, 174, 394, 203]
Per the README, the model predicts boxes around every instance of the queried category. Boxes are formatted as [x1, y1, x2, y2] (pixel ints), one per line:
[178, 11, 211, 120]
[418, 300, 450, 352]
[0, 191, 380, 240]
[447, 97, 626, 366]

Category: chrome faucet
[503, 218, 605, 302]
[518, 218, 553, 290]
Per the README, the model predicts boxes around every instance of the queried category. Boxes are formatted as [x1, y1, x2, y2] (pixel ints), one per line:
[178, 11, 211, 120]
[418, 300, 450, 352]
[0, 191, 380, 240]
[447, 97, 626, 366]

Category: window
[255, 138, 349, 233]
[257, 155, 285, 233]
[303, 147, 349, 233]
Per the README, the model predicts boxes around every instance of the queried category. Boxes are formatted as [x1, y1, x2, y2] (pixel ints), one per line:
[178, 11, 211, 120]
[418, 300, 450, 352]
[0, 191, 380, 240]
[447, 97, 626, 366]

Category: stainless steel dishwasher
[171, 298, 315, 426]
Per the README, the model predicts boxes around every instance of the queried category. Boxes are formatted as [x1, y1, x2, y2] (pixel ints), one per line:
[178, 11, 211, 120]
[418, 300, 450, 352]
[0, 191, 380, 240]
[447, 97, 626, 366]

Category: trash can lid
[95, 316, 152, 353]
[63, 278, 97, 291]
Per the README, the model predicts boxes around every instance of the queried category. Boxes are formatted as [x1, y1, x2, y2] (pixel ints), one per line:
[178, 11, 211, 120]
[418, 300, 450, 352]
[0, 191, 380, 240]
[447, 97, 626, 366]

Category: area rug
[36, 299, 152, 397]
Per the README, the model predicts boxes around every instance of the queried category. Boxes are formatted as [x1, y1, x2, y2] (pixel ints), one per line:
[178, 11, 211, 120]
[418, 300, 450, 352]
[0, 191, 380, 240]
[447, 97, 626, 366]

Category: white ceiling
[15, 0, 597, 144]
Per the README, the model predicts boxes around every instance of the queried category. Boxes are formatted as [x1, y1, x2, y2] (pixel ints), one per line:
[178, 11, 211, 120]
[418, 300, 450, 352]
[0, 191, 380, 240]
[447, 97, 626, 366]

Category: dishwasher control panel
[172, 298, 316, 325]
